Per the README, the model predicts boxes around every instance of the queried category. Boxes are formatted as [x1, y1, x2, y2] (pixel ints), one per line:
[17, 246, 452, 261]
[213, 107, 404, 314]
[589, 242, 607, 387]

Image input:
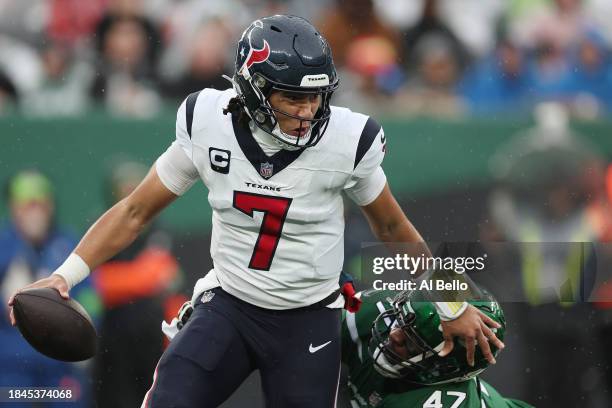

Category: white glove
[162, 318, 180, 341]
[161, 300, 194, 341]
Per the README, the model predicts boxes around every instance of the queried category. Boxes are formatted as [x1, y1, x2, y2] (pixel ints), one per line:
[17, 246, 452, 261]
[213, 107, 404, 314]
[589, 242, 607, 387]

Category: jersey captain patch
[209, 148, 231, 174]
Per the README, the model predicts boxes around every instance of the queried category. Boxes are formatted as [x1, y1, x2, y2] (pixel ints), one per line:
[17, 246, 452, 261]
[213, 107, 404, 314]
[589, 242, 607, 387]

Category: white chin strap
[271, 123, 312, 150]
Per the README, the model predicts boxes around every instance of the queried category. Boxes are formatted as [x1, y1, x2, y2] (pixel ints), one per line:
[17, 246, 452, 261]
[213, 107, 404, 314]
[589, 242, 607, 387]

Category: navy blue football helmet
[232, 15, 339, 148]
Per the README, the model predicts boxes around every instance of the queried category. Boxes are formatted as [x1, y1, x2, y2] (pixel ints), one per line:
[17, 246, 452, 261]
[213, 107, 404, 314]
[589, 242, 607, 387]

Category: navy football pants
[142, 288, 341, 408]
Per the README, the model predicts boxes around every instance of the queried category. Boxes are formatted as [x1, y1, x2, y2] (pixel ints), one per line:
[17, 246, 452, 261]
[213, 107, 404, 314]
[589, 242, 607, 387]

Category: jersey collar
[231, 111, 306, 180]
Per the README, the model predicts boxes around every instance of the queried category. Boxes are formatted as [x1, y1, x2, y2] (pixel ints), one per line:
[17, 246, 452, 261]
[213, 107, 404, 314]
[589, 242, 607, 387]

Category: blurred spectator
[161, 18, 233, 100]
[0, 35, 43, 97]
[343, 35, 405, 97]
[489, 104, 604, 240]
[397, 33, 466, 117]
[525, 39, 574, 104]
[588, 0, 612, 44]
[371, 0, 424, 30]
[93, 158, 185, 408]
[402, 0, 470, 75]
[21, 42, 94, 117]
[485, 104, 607, 407]
[438, 0, 505, 58]
[0, 68, 18, 115]
[519, 26, 612, 118]
[459, 38, 531, 115]
[318, 0, 405, 102]
[0, 170, 101, 406]
[509, 0, 595, 52]
[91, 16, 161, 117]
[318, 0, 402, 68]
[564, 30, 612, 116]
[582, 161, 612, 243]
[373, 0, 505, 58]
[1, 1, 612, 118]
[46, 0, 106, 46]
[91, 0, 162, 117]
[95, 0, 162, 69]
[157, 0, 248, 84]
[0, 0, 47, 43]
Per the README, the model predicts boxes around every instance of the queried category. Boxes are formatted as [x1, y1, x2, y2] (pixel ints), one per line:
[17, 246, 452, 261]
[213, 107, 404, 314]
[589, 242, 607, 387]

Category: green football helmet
[368, 289, 505, 385]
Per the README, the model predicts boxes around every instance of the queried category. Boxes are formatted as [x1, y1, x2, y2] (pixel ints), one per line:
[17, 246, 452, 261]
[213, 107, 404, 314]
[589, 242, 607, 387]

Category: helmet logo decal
[244, 41, 270, 70]
[238, 20, 271, 78]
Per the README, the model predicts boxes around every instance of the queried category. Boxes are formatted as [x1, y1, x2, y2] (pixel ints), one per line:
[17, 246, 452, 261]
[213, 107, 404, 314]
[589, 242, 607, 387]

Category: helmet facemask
[369, 308, 438, 380]
[234, 71, 337, 149]
[369, 300, 475, 385]
[368, 289, 505, 385]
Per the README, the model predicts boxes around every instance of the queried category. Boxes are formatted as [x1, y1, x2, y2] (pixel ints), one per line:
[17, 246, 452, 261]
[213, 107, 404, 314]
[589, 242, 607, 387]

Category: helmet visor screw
[255, 77, 266, 88]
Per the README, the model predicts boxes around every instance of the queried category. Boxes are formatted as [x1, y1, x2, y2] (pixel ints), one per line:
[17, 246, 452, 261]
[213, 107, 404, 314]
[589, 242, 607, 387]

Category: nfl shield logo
[200, 291, 215, 304]
[260, 162, 273, 178]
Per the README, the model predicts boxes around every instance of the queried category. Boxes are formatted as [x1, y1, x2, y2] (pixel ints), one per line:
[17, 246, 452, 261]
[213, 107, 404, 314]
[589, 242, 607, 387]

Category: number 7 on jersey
[233, 191, 292, 271]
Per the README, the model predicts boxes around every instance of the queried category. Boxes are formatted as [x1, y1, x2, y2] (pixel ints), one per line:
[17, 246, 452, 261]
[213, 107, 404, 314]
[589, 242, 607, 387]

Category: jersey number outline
[423, 390, 467, 408]
[233, 191, 292, 271]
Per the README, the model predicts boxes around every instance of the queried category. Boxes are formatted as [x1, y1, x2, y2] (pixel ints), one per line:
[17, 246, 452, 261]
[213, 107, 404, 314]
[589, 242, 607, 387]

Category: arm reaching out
[8, 165, 179, 325]
[73, 165, 178, 270]
[360, 183, 505, 365]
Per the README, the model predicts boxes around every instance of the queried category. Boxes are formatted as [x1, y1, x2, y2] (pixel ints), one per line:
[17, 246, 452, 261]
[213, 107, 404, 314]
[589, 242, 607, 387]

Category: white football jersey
[164, 88, 386, 309]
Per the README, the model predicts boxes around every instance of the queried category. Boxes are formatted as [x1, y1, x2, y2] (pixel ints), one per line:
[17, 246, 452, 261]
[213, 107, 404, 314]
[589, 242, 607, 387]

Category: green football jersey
[374, 378, 534, 408]
[341, 289, 534, 408]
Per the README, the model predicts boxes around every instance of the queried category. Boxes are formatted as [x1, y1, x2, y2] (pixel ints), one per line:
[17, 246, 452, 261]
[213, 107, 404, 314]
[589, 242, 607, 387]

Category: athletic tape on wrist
[52, 253, 91, 289]
[434, 301, 468, 321]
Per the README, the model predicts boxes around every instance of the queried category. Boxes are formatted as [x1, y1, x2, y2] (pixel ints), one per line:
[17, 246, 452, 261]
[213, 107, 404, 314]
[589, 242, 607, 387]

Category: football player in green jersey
[342, 289, 534, 408]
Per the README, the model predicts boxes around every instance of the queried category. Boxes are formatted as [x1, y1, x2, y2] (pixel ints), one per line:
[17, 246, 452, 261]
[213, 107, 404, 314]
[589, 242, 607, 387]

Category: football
[12, 287, 97, 362]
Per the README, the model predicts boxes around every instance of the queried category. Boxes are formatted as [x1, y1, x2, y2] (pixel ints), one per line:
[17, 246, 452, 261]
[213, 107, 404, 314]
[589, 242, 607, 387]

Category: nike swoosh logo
[309, 341, 332, 353]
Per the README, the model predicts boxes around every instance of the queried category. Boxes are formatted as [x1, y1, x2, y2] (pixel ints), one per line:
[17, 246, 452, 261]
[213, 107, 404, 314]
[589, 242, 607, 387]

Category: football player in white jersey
[8, 15, 503, 408]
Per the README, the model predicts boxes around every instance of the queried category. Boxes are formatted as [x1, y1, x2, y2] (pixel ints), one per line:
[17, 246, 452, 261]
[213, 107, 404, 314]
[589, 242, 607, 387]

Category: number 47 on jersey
[423, 391, 467, 408]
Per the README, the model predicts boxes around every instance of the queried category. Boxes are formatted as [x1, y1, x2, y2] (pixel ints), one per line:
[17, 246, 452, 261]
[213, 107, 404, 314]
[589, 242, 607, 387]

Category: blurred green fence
[2, 113, 612, 233]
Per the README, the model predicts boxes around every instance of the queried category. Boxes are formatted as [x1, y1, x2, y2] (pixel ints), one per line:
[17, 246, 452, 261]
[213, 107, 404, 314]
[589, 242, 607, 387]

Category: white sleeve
[344, 117, 387, 206]
[155, 95, 201, 196]
[174, 96, 194, 160]
[344, 166, 387, 206]
[155, 141, 199, 196]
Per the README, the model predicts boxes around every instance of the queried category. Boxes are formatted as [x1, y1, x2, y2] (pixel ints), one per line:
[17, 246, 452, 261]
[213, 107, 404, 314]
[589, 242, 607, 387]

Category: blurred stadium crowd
[2, 0, 612, 118]
[4, 0, 612, 407]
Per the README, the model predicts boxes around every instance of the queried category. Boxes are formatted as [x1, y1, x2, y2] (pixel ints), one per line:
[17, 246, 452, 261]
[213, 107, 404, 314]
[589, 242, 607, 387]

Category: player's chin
[285, 126, 310, 138]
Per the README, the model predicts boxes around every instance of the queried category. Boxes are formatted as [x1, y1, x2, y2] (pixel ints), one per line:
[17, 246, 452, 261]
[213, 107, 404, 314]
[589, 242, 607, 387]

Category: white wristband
[434, 301, 468, 321]
[52, 253, 91, 289]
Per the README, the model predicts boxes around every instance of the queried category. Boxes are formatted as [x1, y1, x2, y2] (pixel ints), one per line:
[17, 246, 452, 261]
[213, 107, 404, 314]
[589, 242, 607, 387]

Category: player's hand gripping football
[438, 304, 505, 366]
[7, 274, 70, 326]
